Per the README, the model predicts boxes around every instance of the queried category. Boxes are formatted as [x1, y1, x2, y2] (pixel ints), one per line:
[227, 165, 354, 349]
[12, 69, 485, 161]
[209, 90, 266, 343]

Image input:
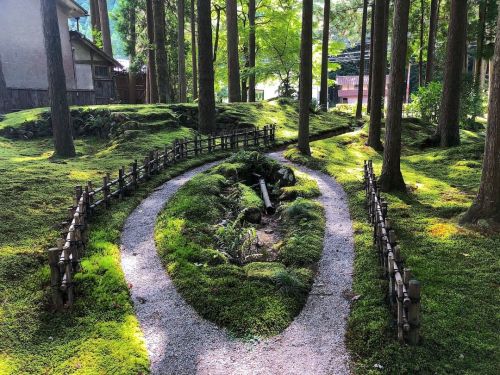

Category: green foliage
[155, 153, 325, 337]
[459, 75, 486, 129]
[408, 81, 443, 125]
[285, 119, 497, 374]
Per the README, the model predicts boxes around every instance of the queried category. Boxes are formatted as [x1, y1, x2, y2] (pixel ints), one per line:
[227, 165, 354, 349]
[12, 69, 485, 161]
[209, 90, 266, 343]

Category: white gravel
[120, 152, 355, 375]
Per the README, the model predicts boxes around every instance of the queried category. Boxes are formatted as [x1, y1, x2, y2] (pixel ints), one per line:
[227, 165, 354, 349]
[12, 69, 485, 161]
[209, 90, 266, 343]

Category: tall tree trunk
[213, 6, 222, 63]
[298, 0, 312, 155]
[419, 0, 425, 87]
[129, 5, 137, 104]
[242, 77, 248, 102]
[40, 0, 76, 157]
[190, 0, 198, 100]
[425, 0, 439, 83]
[146, 0, 158, 103]
[98, 0, 113, 56]
[437, 0, 467, 147]
[356, 0, 369, 119]
[474, 1, 487, 86]
[248, 0, 256, 102]
[381, 0, 389, 115]
[197, 0, 216, 133]
[226, 0, 241, 102]
[368, 0, 386, 150]
[90, 0, 101, 38]
[319, 0, 331, 111]
[463, 8, 500, 223]
[379, 0, 410, 191]
[153, 0, 170, 103]
[367, 3, 375, 114]
[0, 56, 9, 113]
[178, 0, 187, 102]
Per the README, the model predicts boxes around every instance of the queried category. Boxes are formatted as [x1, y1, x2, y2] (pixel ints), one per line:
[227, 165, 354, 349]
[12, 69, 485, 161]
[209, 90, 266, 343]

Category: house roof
[70, 31, 123, 69]
[336, 75, 370, 86]
[58, 0, 88, 18]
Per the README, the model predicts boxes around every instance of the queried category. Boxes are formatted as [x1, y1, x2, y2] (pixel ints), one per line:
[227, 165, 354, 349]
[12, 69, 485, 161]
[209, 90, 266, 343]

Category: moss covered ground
[285, 119, 499, 374]
[0, 101, 347, 374]
[155, 152, 325, 337]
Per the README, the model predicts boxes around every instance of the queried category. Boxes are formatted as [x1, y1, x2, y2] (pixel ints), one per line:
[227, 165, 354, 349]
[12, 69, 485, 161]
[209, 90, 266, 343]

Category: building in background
[0, 0, 121, 112]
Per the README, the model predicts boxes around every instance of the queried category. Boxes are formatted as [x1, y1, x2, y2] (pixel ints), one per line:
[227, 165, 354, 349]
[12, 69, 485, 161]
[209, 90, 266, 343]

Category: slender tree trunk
[356, 0, 368, 119]
[474, 1, 487, 86]
[190, 0, 198, 100]
[153, 0, 170, 103]
[437, 0, 468, 147]
[367, 3, 375, 114]
[248, 0, 256, 102]
[226, 0, 241, 102]
[242, 77, 248, 102]
[197, 0, 216, 133]
[90, 0, 101, 37]
[298, 0, 312, 155]
[463, 8, 500, 223]
[129, 6, 137, 104]
[419, 0, 425, 87]
[40, 0, 76, 157]
[368, 0, 386, 151]
[146, 0, 158, 103]
[178, 0, 187, 102]
[425, 0, 439, 83]
[319, 0, 331, 111]
[381, 0, 389, 115]
[0, 56, 9, 113]
[98, 0, 113, 56]
[213, 6, 222, 63]
[379, 0, 410, 191]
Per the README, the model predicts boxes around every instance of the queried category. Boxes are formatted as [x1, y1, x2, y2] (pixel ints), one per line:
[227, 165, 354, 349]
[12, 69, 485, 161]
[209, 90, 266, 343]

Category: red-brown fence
[363, 160, 421, 345]
[48, 125, 276, 310]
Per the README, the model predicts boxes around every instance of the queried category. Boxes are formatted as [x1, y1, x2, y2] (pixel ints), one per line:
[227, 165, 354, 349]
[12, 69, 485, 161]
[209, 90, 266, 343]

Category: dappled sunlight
[428, 222, 459, 239]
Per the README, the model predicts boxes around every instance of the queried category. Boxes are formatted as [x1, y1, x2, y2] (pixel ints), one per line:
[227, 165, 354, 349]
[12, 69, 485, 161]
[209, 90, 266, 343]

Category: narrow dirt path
[120, 152, 355, 375]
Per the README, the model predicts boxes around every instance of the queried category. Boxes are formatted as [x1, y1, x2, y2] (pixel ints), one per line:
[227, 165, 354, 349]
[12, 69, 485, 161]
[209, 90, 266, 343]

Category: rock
[264, 229, 274, 234]
[136, 296, 147, 304]
[277, 167, 296, 187]
[244, 207, 262, 224]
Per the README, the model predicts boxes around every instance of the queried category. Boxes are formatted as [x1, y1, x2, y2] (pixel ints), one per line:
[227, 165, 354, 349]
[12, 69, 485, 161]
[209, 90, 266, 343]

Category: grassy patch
[0, 101, 347, 373]
[155, 152, 325, 337]
[285, 119, 499, 374]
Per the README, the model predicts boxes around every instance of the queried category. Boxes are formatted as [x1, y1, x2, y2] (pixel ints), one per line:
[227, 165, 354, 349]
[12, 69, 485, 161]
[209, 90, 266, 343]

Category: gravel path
[120, 152, 355, 375]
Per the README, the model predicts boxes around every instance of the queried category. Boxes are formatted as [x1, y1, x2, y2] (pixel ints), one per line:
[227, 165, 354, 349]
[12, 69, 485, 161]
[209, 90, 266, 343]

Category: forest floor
[286, 119, 499, 374]
[0, 101, 351, 374]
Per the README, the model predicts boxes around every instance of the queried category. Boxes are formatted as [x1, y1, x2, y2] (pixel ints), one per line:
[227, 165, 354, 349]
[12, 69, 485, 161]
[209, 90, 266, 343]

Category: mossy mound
[155, 151, 325, 337]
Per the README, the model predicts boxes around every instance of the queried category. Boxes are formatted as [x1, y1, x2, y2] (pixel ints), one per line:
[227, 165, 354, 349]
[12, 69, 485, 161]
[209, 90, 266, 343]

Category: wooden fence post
[264, 125, 269, 146]
[48, 245, 63, 310]
[103, 174, 110, 207]
[408, 279, 421, 345]
[118, 167, 125, 199]
[132, 160, 138, 188]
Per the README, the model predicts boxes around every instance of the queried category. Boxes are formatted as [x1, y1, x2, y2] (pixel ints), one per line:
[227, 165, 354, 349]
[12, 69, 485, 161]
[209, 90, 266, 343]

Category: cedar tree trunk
[437, 0, 468, 147]
[319, 0, 331, 111]
[40, 0, 76, 157]
[379, 0, 410, 191]
[226, 0, 241, 102]
[197, 0, 216, 133]
[190, 0, 198, 100]
[474, 1, 487, 85]
[248, 0, 256, 102]
[90, 0, 101, 36]
[98, 0, 113, 56]
[425, 0, 439, 83]
[129, 6, 137, 104]
[463, 7, 500, 223]
[368, 0, 386, 150]
[356, 0, 369, 119]
[418, 0, 424, 87]
[153, 0, 170, 103]
[146, 0, 158, 103]
[367, 3, 375, 114]
[178, 0, 187, 102]
[298, 0, 312, 155]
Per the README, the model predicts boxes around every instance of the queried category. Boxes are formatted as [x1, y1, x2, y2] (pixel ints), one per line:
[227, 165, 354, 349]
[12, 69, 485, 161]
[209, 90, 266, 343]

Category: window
[342, 98, 348, 103]
[94, 66, 110, 78]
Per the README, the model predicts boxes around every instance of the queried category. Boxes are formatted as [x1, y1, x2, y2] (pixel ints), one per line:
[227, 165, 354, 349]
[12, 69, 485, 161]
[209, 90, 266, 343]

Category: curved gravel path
[120, 151, 355, 375]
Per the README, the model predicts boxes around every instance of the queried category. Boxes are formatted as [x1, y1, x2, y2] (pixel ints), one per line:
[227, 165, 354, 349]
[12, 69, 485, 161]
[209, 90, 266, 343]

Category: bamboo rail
[48, 125, 276, 310]
[363, 160, 421, 345]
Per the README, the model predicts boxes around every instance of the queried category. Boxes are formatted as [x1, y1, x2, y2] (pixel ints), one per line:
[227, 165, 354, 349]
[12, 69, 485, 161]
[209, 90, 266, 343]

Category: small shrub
[407, 81, 442, 125]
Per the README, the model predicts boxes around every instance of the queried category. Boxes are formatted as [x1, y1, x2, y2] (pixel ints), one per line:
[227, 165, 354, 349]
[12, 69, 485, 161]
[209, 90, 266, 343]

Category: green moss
[285, 120, 498, 374]
[0, 101, 344, 371]
[155, 154, 325, 337]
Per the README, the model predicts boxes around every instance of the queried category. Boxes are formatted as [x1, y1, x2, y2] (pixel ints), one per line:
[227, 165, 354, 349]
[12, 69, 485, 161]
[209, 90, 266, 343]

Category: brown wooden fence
[48, 125, 276, 310]
[363, 160, 421, 345]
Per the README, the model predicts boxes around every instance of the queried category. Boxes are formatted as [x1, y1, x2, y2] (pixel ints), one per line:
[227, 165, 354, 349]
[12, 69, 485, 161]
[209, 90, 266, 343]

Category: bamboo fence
[48, 125, 276, 310]
[363, 160, 421, 345]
